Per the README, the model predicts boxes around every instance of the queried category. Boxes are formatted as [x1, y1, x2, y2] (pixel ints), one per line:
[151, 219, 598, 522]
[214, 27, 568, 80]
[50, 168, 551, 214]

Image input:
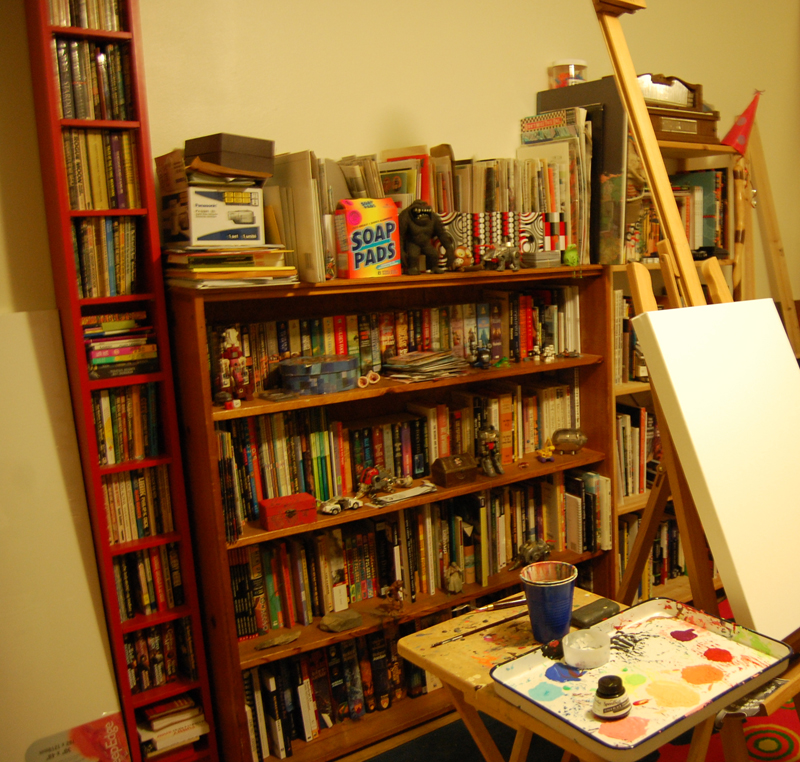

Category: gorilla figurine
[398, 200, 454, 275]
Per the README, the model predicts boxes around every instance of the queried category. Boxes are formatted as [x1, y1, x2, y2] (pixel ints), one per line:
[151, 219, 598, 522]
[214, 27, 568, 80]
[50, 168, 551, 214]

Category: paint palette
[490, 598, 792, 761]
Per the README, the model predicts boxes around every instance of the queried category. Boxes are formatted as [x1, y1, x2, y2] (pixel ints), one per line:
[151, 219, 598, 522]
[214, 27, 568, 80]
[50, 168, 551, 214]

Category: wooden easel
[591, 6, 800, 761]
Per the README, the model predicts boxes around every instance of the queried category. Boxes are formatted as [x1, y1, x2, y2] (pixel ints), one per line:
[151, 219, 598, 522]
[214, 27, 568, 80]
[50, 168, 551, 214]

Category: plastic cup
[520, 561, 578, 643]
[548, 59, 588, 89]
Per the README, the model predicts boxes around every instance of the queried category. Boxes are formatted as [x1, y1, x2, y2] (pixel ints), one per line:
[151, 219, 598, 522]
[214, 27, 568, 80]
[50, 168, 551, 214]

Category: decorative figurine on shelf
[317, 496, 363, 515]
[377, 579, 404, 616]
[478, 424, 504, 477]
[551, 428, 588, 455]
[398, 199, 454, 274]
[356, 466, 413, 500]
[509, 538, 552, 570]
[445, 562, 464, 594]
[473, 347, 492, 369]
[483, 241, 521, 272]
[219, 325, 251, 401]
[535, 441, 556, 463]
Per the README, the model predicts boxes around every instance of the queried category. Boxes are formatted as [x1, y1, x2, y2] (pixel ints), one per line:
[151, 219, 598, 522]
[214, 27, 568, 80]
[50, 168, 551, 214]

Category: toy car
[317, 496, 363, 515]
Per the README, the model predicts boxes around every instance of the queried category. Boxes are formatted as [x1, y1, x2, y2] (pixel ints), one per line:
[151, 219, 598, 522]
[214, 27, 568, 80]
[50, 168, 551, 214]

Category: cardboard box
[160, 185, 265, 248]
[184, 132, 275, 175]
[258, 493, 316, 531]
[334, 198, 402, 278]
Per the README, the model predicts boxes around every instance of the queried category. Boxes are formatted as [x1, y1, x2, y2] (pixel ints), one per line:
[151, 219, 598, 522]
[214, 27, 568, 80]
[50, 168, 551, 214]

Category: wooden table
[397, 589, 789, 762]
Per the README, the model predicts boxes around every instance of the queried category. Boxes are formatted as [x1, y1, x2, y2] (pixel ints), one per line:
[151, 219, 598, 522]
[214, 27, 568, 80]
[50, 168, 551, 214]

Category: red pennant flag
[721, 91, 762, 155]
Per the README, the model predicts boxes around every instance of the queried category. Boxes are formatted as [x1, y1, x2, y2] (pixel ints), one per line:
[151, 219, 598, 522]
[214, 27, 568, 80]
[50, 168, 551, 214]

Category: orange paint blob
[646, 680, 700, 707]
[682, 664, 724, 684]
[598, 714, 649, 742]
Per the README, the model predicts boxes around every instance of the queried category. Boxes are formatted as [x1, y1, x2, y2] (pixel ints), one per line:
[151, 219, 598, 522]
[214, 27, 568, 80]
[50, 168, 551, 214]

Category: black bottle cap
[597, 674, 625, 698]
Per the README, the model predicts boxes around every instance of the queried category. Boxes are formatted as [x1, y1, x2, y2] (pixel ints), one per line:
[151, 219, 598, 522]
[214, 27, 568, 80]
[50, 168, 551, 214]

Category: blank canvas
[632, 298, 800, 640]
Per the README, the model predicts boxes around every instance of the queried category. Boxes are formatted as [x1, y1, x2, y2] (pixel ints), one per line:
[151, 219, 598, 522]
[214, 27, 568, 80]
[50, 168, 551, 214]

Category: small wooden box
[259, 493, 316, 531]
[648, 106, 719, 144]
[430, 453, 478, 488]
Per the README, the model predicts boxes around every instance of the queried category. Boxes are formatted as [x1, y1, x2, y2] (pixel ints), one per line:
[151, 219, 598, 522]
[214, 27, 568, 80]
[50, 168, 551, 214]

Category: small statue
[377, 579, 404, 615]
[356, 466, 412, 500]
[509, 539, 552, 570]
[483, 241, 521, 272]
[478, 424, 504, 477]
[398, 200, 454, 274]
[444, 562, 464, 594]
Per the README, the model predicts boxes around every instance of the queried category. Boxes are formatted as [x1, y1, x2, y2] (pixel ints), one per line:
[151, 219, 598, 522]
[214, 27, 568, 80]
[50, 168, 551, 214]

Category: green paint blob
[624, 674, 647, 686]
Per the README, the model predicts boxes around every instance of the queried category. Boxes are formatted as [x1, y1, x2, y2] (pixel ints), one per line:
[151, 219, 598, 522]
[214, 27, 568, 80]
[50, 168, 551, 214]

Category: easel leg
[445, 684, 507, 762]
[509, 727, 534, 762]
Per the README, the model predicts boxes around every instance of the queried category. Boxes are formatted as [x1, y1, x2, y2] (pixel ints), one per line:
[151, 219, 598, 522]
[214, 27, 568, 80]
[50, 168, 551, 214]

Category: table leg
[445, 683, 507, 762]
[685, 716, 715, 762]
[509, 727, 534, 762]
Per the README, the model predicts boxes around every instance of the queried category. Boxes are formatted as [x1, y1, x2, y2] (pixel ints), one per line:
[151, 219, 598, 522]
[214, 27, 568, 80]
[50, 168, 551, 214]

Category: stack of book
[83, 310, 158, 379]
[382, 350, 471, 382]
[137, 695, 209, 759]
[164, 246, 298, 289]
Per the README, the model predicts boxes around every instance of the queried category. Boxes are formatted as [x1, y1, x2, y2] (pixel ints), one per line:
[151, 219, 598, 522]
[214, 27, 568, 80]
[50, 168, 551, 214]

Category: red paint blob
[704, 647, 733, 662]
[670, 629, 698, 642]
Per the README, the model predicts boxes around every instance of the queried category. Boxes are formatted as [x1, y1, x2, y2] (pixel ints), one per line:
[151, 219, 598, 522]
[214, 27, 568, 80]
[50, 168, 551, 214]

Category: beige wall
[2, 0, 799, 313]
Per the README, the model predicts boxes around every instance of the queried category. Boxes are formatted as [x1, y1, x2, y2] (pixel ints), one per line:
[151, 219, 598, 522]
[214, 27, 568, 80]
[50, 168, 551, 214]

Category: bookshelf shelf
[25, 1, 218, 760]
[167, 265, 616, 762]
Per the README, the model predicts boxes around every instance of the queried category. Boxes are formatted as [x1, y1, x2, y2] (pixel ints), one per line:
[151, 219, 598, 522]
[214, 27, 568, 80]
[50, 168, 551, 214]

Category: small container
[563, 629, 610, 670]
[548, 59, 588, 89]
[592, 675, 632, 720]
[279, 355, 360, 395]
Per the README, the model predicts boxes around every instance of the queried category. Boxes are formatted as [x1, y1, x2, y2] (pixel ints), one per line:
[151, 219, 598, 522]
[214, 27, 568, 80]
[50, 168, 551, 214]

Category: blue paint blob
[529, 682, 563, 701]
[545, 663, 585, 682]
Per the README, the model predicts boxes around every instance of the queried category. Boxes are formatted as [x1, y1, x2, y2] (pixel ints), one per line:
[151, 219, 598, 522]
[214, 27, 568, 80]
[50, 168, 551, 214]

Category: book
[259, 666, 288, 759]
[325, 642, 351, 723]
[137, 714, 209, 751]
[340, 638, 366, 720]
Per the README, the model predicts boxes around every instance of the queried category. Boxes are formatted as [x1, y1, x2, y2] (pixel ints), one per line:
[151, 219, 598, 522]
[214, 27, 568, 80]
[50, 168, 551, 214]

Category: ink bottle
[592, 675, 631, 720]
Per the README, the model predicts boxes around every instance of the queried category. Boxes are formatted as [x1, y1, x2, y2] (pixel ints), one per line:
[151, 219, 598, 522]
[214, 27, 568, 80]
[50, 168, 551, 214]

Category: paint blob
[597, 714, 649, 742]
[704, 648, 733, 663]
[670, 629, 698, 642]
[646, 680, 700, 707]
[545, 663, 584, 682]
[682, 664, 724, 685]
[623, 673, 647, 687]
[529, 682, 563, 701]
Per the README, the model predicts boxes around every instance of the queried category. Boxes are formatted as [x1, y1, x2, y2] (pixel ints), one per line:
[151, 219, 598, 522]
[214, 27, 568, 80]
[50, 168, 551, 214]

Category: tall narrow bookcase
[24, 2, 217, 760]
[166, 267, 616, 762]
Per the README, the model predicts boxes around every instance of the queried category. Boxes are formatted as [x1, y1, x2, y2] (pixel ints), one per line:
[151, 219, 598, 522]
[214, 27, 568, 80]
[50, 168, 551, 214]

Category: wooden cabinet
[166, 266, 616, 762]
[24, 2, 217, 760]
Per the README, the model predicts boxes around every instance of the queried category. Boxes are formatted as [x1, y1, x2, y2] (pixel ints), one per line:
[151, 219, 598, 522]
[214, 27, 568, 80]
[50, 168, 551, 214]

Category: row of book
[100, 463, 175, 544]
[84, 310, 159, 380]
[245, 623, 446, 759]
[91, 383, 161, 465]
[112, 542, 185, 622]
[616, 402, 660, 500]
[618, 513, 687, 603]
[137, 695, 209, 760]
[72, 216, 138, 298]
[123, 616, 197, 695]
[53, 37, 132, 121]
[208, 284, 580, 402]
[215, 371, 578, 542]
[62, 127, 141, 211]
[623, 168, 729, 262]
[49, 0, 123, 30]
[612, 291, 648, 387]
[230, 477, 610, 640]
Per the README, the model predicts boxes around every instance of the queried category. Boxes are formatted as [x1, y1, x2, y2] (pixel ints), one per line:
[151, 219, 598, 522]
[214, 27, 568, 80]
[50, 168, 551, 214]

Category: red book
[332, 315, 348, 355]
[278, 541, 296, 628]
[371, 425, 386, 469]
[421, 308, 432, 351]
[148, 545, 169, 610]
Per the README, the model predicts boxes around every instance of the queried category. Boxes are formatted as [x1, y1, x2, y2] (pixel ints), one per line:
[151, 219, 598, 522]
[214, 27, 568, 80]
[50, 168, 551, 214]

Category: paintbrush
[475, 595, 526, 612]
[431, 610, 528, 648]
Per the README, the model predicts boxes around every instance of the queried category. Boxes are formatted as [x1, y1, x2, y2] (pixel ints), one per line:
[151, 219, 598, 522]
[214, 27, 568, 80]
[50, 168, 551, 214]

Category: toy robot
[477, 424, 504, 477]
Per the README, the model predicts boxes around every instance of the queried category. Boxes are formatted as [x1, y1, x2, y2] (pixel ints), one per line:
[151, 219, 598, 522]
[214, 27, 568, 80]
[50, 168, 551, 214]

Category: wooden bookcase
[24, 2, 217, 760]
[166, 266, 616, 762]
[611, 137, 740, 604]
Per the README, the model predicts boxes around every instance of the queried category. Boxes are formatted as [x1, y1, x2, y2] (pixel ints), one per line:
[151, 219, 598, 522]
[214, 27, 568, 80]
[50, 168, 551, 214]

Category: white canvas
[632, 298, 800, 640]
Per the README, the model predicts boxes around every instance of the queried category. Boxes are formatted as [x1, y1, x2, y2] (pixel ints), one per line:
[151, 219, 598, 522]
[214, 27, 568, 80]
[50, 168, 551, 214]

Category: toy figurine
[478, 424, 504, 477]
[444, 562, 464, 594]
[535, 441, 555, 462]
[356, 466, 413, 499]
[509, 539, 552, 570]
[219, 326, 251, 400]
[483, 241, 521, 272]
[398, 200, 454, 274]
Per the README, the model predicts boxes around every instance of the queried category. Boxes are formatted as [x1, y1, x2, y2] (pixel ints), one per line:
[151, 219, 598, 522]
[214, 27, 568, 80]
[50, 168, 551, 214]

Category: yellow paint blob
[646, 680, 700, 707]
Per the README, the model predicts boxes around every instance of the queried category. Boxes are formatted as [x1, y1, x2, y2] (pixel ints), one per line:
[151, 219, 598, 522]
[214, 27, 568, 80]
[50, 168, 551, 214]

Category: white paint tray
[490, 599, 792, 761]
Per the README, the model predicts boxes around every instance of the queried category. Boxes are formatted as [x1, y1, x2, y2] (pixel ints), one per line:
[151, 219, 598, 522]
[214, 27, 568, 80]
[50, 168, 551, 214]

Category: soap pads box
[160, 185, 265, 248]
[334, 198, 402, 278]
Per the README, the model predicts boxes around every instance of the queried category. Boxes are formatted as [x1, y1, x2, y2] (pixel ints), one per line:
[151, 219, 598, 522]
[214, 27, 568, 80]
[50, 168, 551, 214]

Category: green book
[260, 543, 283, 629]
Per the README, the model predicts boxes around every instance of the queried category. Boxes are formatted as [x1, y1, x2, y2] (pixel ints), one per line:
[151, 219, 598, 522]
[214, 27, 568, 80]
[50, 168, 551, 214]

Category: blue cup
[520, 561, 578, 643]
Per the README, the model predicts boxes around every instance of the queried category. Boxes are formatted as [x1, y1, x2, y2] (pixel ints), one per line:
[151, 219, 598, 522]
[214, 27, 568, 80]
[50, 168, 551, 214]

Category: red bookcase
[24, 2, 217, 760]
